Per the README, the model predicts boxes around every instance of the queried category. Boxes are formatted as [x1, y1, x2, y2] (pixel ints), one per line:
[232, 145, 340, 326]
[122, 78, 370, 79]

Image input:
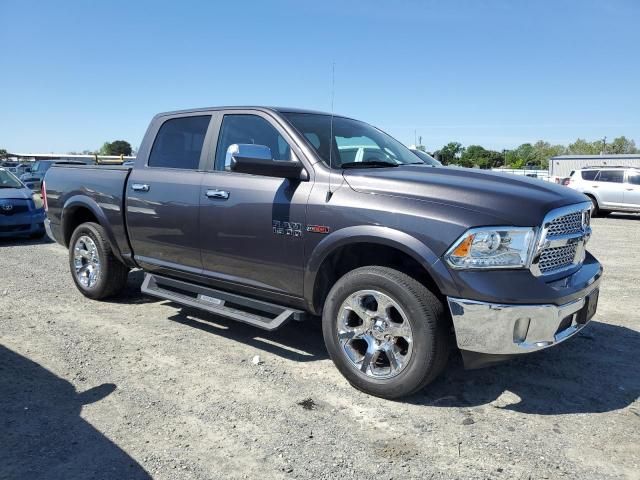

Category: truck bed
[44, 163, 133, 260]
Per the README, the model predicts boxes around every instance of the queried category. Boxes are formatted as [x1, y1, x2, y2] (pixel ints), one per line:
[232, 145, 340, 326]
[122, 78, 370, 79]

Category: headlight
[445, 227, 536, 269]
[31, 193, 44, 209]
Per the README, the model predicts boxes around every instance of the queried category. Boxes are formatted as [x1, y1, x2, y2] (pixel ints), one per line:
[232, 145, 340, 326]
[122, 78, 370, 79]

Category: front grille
[532, 205, 590, 277]
[546, 211, 584, 237]
[0, 201, 30, 216]
[538, 244, 578, 273]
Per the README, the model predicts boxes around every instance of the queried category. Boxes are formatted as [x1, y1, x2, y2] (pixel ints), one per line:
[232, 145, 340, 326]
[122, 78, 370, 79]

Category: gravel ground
[1, 214, 639, 480]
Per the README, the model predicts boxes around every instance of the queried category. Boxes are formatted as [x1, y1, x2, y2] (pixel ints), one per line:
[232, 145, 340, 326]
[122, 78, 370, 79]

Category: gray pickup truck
[43, 107, 602, 398]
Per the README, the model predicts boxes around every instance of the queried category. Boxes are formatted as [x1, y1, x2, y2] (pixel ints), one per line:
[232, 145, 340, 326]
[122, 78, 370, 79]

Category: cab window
[215, 115, 292, 171]
[148, 115, 211, 169]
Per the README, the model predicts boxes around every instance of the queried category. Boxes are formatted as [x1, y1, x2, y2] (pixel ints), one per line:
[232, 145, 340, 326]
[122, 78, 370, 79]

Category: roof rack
[583, 165, 634, 169]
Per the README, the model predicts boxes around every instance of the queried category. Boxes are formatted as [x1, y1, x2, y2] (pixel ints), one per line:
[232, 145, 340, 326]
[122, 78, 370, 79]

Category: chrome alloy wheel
[73, 235, 101, 288]
[336, 290, 414, 379]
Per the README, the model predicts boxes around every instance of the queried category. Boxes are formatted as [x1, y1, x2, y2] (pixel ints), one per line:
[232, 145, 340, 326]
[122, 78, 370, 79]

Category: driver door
[198, 112, 312, 297]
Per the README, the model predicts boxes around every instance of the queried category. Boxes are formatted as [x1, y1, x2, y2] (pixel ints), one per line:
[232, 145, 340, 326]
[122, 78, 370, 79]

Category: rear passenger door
[592, 170, 624, 208]
[126, 114, 213, 274]
[198, 112, 312, 297]
[623, 171, 640, 209]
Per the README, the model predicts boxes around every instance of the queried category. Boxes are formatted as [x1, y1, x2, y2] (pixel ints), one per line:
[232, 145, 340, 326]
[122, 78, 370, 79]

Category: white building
[549, 154, 640, 180]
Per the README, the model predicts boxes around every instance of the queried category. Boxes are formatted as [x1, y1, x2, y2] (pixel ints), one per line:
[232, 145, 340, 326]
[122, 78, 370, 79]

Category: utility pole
[602, 136, 607, 155]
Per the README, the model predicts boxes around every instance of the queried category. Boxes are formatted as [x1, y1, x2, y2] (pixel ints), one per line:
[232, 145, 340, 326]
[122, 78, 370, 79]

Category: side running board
[141, 273, 306, 331]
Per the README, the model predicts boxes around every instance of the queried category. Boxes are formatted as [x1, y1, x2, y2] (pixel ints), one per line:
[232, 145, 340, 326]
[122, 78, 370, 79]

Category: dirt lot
[1, 215, 639, 480]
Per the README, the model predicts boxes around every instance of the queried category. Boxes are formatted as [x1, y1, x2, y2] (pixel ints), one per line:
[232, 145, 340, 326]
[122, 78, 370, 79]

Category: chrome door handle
[206, 189, 230, 200]
[592, 185, 599, 188]
[131, 183, 150, 192]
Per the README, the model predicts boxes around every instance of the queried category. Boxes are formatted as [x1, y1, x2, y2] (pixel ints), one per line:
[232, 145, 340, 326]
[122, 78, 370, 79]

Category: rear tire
[588, 195, 603, 217]
[69, 222, 129, 299]
[322, 266, 450, 399]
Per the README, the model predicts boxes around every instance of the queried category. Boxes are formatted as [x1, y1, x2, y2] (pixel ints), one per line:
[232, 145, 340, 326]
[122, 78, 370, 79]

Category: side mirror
[227, 144, 306, 180]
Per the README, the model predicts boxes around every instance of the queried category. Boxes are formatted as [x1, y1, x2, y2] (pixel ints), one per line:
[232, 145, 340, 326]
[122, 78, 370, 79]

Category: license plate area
[576, 288, 599, 325]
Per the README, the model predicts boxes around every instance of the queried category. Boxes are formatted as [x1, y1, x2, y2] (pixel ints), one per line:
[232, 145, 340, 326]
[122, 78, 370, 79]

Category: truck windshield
[282, 113, 424, 169]
[0, 169, 23, 188]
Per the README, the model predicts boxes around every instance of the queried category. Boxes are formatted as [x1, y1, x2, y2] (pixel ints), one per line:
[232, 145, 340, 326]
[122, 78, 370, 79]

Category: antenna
[326, 62, 335, 202]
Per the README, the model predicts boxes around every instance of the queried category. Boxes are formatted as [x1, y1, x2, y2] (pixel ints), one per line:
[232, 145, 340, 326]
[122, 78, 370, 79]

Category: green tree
[0, 148, 8, 160]
[460, 145, 504, 169]
[607, 136, 638, 154]
[99, 140, 132, 156]
[567, 138, 602, 155]
[434, 142, 464, 165]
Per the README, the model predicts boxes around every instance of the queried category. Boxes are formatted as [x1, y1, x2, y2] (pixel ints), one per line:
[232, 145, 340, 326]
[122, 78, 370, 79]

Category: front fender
[303, 225, 459, 310]
[61, 195, 126, 264]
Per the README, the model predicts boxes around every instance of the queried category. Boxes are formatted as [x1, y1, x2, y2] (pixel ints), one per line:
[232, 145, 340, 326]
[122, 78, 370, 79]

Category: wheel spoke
[385, 322, 411, 339]
[383, 343, 402, 372]
[345, 295, 373, 322]
[360, 347, 375, 373]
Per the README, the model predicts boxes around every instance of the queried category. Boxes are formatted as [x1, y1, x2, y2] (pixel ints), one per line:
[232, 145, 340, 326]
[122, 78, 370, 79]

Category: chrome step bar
[141, 273, 305, 331]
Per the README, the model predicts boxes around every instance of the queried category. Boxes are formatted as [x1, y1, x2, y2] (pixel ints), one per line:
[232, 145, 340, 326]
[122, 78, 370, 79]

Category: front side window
[282, 113, 424, 169]
[215, 115, 291, 171]
[148, 115, 211, 169]
[580, 170, 598, 181]
[596, 170, 624, 183]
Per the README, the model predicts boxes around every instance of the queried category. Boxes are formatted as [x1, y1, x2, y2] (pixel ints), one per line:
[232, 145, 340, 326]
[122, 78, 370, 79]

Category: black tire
[322, 266, 450, 399]
[68, 222, 129, 300]
[587, 195, 610, 217]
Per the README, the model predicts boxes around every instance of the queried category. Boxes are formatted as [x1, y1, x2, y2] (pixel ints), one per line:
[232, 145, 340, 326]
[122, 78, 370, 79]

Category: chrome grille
[538, 244, 578, 273]
[546, 211, 584, 237]
[531, 203, 591, 277]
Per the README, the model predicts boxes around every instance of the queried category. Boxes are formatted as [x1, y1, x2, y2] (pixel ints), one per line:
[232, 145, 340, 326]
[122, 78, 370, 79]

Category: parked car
[409, 149, 442, 167]
[566, 166, 640, 216]
[43, 107, 601, 398]
[0, 168, 46, 238]
[20, 160, 87, 191]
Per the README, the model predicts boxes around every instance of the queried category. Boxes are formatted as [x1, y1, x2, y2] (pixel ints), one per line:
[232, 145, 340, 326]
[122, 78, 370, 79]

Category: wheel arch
[304, 226, 457, 315]
[61, 196, 126, 264]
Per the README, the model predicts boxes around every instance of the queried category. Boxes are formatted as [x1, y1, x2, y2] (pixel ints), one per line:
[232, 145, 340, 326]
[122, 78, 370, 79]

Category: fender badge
[306, 225, 330, 234]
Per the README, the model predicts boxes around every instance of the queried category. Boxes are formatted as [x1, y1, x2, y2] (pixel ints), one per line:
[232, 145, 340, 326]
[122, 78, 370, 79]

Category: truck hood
[0, 187, 33, 200]
[342, 165, 588, 226]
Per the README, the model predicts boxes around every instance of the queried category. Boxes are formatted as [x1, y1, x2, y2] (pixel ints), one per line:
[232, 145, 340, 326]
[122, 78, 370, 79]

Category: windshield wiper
[341, 161, 399, 169]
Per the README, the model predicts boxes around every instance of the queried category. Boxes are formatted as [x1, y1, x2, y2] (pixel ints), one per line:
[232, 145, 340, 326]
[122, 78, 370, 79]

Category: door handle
[592, 185, 599, 188]
[626, 188, 634, 191]
[206, 189, 230, 200]
[131, 183, 150, 192]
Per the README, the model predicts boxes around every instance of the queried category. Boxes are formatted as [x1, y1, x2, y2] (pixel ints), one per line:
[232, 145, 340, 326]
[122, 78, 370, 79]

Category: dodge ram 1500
[43, 107, 601, 398]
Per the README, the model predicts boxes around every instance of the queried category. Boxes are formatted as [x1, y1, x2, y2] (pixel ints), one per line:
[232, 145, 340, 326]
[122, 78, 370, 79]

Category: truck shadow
[107, 270, 161, 305]
[0, 345, 151, 479]
[167, 306, 329, 363]
[410, 321, 640, 415]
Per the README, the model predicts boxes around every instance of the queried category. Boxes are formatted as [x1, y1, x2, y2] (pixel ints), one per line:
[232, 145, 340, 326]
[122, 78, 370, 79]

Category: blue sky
[1, 0, 639, 153]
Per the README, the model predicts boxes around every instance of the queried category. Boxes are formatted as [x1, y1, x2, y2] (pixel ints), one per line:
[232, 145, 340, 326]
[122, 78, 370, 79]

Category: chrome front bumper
[447, 280, 600, 355]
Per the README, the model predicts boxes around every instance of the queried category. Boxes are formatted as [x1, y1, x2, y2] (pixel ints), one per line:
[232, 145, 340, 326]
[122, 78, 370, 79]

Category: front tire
[322, 266, 449, 399]
[69, 222, 129, 299]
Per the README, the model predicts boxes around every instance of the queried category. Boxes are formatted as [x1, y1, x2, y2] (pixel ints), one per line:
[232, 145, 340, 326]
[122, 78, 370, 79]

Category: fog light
[513, 317, 531, 344]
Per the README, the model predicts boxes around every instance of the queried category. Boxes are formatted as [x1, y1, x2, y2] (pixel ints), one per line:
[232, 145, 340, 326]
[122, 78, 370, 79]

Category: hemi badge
[306, 225, 330, 234]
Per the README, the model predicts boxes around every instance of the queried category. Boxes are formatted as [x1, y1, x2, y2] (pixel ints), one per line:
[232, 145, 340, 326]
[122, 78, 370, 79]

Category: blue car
[0, 168, 46, 239]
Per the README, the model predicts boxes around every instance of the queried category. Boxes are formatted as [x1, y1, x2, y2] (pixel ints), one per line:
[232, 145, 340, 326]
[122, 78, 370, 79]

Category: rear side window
[627, 173, 640, 185]
[596, 170, 624, 183]
[580, 170, 598, 180]
[149, 115, 211, 169]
